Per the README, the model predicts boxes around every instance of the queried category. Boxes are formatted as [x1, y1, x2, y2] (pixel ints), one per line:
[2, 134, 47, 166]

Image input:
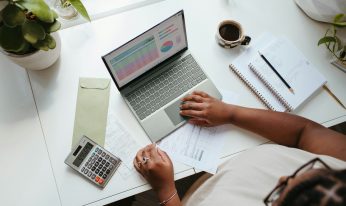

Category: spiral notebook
[230, 34, 327, 112]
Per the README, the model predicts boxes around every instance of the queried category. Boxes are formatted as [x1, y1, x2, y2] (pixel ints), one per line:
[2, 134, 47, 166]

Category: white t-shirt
[182, 144, 346, 206]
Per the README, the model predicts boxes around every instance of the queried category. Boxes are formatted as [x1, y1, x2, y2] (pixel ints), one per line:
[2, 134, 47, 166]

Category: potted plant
[0, 0, 90, 70]
[318, 13, 346, 70]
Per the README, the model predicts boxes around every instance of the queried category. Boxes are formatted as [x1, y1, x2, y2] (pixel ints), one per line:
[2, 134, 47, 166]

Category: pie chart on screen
[160, 41, 173, 52]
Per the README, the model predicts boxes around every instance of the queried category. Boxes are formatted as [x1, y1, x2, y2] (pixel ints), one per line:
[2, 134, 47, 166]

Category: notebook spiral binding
[229, 64, 277, 111]
[248, 63, 293, 111]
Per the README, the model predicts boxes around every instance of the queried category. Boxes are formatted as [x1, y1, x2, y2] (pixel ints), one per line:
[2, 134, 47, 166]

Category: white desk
[0, 56, 60, 205]
[2, 0, 346, 205]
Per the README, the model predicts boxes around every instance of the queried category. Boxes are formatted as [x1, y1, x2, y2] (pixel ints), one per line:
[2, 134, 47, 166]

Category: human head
[264, 158, 346, 206]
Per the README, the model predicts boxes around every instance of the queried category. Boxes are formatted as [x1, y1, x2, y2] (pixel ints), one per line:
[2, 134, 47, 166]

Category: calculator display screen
[72, 142, 93, 167]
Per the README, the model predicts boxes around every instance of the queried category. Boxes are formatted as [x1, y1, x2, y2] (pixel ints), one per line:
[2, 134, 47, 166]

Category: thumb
[157, 147, 171, 162]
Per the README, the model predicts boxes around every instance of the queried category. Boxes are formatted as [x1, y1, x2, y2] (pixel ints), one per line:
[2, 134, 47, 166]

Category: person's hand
[180, 91, 232, 127]
[133, 144, 176, 201]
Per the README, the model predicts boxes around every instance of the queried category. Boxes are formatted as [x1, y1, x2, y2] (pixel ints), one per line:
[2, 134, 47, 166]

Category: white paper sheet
[158, 90, 239, 174]
[104, 97, 141, 179]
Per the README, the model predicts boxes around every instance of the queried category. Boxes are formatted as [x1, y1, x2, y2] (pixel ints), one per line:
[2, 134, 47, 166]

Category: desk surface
[2, 0, 346, 205]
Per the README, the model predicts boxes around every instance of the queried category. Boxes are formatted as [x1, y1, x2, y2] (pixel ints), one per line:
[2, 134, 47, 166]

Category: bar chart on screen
[110, 36, 160, 80]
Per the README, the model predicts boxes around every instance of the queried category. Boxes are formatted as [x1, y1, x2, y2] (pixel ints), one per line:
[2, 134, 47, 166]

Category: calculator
[65, 135, 121, 188]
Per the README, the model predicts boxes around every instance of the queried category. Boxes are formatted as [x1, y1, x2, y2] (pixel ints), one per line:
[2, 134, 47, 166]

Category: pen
[258, 51, 295, 94]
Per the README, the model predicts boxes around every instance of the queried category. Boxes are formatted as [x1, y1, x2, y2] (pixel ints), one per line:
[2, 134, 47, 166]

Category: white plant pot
[2, 32, 61, 70]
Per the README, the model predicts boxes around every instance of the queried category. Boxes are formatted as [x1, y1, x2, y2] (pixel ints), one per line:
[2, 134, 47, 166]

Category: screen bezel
[102, 10, 188, 90]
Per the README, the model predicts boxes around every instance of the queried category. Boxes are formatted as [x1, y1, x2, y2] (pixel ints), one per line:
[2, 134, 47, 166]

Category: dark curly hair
[279, 169, 346, 206]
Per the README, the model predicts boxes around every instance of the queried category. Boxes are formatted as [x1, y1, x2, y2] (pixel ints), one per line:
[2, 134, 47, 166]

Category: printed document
[158, 90, 239, 174]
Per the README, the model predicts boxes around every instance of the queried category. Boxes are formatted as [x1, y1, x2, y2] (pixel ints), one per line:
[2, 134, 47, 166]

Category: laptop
[102, 10, 221, 142]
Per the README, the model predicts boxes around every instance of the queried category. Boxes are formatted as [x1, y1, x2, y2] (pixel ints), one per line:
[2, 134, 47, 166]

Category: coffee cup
[216, 20, 251, 48]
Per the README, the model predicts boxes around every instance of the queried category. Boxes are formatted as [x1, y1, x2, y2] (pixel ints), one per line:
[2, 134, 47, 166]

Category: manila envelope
[72, 78, 111, 148]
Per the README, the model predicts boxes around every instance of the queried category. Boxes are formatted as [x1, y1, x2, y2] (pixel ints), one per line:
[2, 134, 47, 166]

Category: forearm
[227, 104, 320, 147]
[227, 104, 346, 160]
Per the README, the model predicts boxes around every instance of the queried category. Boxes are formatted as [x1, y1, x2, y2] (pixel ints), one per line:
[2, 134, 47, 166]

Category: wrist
[226, 104, 236, 124]
[156, 184, 176, 202]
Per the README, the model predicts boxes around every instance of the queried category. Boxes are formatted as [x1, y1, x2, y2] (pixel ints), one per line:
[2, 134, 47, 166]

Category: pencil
[258, 51, 295, 94]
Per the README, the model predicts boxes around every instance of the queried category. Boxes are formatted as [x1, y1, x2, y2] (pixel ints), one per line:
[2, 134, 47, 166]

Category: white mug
[216, 20, 251, 48]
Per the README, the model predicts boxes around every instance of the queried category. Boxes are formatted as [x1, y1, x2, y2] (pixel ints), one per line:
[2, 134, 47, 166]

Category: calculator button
[97, 149, 102, 155]
[105, 154, 109, 160]
[95, 176, 100, 182]
[91, 153, 95, 157]
[95, 155, 99, 159]
[91, 166, 96, 171]
[87, 164, 92, 169]
[105, 162, 110, 167]
[98, 178, 104, 185]
[91, 174, 96, 180]
[98, 157, 102, 162]
[102, 166, 106, 172]
[91, 159, 96, 164]
[84, 169, 89, 174]
[102, 174, 107, 179]
[98, 164, 102, 169]
[106, 169, 110, 174]
[88, 171, 92, 177]
[95, 162, 99, 167]
[99, 171, 104, 176]
[109, 158, 117, 164]
[102, 160, 106, 165]
[101, 152, 106, 157]
[95, 169, 100, 174]
[81, 167, 85, 173]
[109, 164, 114, 170]
[95, 148, 99, 153]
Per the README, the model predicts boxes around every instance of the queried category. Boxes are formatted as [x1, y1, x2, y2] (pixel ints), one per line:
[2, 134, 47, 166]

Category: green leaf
[2, 4, 26, 28]
[18, 0, 54, 23]
[335, 36, 343, 51]
[69, 0, 90, 21]
[0, 26, 27, 52]
[33, 33, 56, 51]
[333, 21, 346, 27]
[318, 36, 336, 46]
[334, 14, 344, 23]
[22, 20, 46, 44]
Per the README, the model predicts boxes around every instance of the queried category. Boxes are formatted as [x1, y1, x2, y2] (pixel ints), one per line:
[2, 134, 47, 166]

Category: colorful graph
[110, 36, 159, 81]
[160, 41, 173, 52]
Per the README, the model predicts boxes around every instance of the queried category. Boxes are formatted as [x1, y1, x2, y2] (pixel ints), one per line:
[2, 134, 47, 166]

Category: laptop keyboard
[126, 54, 207, 120]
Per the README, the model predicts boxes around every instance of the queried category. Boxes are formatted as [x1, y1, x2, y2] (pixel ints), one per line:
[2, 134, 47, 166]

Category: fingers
[180, 102, 205, 111]
[134, 144, 157, 170]
[180, 109, 206, 118]
[192, 91, 210, 98]
[182, 94, 205, 103]
[157, 147, 170, 163]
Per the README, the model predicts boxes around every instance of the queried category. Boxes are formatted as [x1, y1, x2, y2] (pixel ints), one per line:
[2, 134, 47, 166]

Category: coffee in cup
[216, 20, 251, 48]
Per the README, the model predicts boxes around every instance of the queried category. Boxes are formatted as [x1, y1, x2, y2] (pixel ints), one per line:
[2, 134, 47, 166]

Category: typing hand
[133, 144, 176, 201]
[180, 91, 231, 127]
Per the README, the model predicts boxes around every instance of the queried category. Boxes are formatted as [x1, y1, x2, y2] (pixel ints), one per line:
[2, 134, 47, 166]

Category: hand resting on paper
[180, 91, 232, 127]
[133, 144, 180, 206]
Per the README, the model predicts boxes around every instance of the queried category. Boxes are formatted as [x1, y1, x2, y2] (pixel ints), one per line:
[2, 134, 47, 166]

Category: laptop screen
[103, 10, 188, 88]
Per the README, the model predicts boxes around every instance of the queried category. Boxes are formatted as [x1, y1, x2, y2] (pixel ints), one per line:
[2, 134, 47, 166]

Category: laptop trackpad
[165, 100, 187, 126]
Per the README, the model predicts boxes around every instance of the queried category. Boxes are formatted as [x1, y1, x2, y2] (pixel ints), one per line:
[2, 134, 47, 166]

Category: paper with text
[158, 90, 239, 174]
[105, 97, 141, 179]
